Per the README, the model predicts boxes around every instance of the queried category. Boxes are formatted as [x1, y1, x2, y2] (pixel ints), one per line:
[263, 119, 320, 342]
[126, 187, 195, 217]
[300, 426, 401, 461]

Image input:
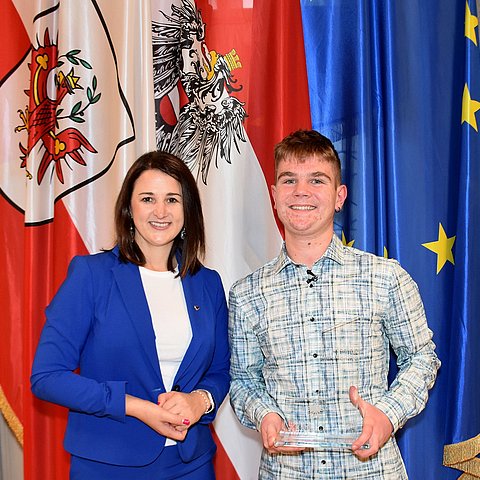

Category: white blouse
[139, 266, 192, 445]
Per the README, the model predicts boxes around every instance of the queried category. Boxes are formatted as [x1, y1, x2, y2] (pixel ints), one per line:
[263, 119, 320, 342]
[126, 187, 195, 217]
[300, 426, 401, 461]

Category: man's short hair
[274, 129, 342, 184]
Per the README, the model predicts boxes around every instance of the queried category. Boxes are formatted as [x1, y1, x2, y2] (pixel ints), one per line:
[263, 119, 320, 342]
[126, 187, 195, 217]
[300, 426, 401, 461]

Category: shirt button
[321, 460, 327, 465]
[318, 426, 324, 432]
[313, 353, 318, 358]
[309, 317, 315, 322]
[172, 384, 181, 391]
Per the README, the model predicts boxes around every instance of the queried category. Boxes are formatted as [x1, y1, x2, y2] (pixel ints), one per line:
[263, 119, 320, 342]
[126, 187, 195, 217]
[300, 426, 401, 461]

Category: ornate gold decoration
[444, 434, 480, 478]
[0, 384, 23, 446]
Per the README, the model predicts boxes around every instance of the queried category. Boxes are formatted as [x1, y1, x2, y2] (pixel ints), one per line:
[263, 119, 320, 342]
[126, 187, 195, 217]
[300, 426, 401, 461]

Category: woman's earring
[180, 227, 186, 240]
[128, 210, 135, 238]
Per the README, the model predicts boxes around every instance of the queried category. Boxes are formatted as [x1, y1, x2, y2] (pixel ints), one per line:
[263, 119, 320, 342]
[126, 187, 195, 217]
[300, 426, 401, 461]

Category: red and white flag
[1, 1, 156, 478]
[152, 1, 311, 478]
[0, 0, 310, 478]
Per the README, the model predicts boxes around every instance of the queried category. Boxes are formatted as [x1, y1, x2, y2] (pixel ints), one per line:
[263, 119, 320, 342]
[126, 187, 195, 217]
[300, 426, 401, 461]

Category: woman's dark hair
[114, 151, 205, 277]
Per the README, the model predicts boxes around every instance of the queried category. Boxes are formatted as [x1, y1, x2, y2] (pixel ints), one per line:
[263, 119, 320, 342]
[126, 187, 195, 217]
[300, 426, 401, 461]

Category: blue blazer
[31, 247, 230, 466]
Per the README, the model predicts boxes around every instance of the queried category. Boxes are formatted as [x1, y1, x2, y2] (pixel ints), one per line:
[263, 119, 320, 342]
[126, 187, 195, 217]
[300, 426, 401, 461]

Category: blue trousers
[70, 444, 215, 480]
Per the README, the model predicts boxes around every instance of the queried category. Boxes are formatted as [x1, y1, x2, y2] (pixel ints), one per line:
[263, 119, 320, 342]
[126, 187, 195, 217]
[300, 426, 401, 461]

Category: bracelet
[192, 389, 214, 414]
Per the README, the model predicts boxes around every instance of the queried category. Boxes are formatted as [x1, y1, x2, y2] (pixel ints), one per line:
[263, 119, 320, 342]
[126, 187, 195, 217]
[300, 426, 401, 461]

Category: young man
[229, 130, 440, 479]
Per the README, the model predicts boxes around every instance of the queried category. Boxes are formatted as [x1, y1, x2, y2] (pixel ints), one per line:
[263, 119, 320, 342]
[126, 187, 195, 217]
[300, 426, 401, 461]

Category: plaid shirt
[229, 234, 440, 479]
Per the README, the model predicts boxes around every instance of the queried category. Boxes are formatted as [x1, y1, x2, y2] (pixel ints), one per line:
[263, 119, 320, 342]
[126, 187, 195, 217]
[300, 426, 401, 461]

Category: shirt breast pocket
[255, 315, 306, 369]
[320, 316, 384, 390]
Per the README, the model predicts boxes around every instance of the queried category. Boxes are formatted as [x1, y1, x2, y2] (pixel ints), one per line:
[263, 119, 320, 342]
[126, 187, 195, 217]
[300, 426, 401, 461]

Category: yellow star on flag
[465, 1, 479, 45]
[422, 223, 456, 274]
[341, 231, 355, 247]
[462, 83, 480, 131]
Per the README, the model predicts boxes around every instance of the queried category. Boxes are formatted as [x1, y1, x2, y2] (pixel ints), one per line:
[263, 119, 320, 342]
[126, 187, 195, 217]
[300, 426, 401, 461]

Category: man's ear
[271, 184, 277, 210]
[336, 184, 347, 210]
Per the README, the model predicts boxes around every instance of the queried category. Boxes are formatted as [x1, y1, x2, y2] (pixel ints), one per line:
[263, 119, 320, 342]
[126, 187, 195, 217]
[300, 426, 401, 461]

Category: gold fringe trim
[444, 434, 480, 478]
[0, 384, 23, 446]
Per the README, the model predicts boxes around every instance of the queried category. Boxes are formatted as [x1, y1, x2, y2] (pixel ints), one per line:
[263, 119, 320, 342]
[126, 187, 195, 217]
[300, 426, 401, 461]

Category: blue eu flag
[300, 1, 480, 478]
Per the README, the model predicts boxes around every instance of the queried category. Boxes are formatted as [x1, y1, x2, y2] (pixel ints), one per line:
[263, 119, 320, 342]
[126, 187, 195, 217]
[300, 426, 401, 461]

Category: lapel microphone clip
[306, 269, 318, 285]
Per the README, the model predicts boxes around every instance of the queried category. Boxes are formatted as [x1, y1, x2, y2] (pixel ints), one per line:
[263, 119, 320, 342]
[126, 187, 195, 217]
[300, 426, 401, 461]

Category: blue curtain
[300, 1, 480, 478]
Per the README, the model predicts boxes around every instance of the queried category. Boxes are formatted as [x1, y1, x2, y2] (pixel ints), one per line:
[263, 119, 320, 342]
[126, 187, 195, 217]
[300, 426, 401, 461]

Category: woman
[31, 151, 230, 479]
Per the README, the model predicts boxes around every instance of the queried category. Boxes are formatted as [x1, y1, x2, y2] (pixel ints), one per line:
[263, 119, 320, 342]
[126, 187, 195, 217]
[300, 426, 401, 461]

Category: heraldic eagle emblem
[15, 29, 100, 185]
[152, 0, 247, 184]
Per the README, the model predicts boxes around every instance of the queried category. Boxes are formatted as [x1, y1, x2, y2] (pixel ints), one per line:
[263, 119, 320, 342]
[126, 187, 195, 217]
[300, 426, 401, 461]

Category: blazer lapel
[112, 261, 162, 381]
[175, 272, 206, 381]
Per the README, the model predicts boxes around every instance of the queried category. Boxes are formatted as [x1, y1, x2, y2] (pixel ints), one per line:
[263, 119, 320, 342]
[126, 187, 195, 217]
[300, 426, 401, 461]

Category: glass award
[274, 430, 370, 450]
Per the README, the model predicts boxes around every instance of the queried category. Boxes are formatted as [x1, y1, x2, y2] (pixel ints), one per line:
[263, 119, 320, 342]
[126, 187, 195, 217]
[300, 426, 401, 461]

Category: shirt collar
[272, 233, 345, 275]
